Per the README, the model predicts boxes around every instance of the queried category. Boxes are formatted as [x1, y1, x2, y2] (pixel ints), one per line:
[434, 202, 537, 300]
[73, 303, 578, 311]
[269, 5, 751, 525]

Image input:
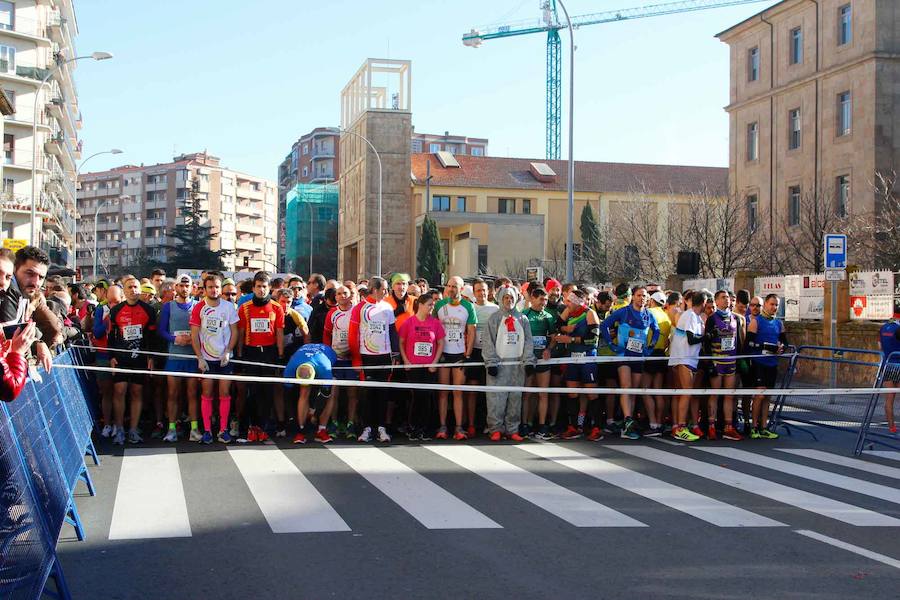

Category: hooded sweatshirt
[481, 287, 535, 367]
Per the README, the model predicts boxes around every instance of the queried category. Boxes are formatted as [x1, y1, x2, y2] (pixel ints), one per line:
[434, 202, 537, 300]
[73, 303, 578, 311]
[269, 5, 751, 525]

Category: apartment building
[410, 128, 487, 156]
[0, 0, 82, 267]
[77, 152, 277, 278]
[718, 0, 897, 262]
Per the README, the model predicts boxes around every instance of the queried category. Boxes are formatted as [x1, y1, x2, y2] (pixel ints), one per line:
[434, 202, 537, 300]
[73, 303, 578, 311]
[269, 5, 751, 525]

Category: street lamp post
[337, 127, 382, 276]
[30, 51, 114, 247]
[556, 0, 576, 282]
[74, 148, 123, 272]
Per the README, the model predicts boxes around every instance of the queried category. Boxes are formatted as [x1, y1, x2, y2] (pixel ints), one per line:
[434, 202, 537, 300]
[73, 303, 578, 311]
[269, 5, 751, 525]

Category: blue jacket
[601, 305, 660, 357]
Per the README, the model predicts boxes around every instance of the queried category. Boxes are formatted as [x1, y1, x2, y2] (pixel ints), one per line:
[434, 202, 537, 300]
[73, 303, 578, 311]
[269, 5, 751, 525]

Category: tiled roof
[410, 153, 728, 196]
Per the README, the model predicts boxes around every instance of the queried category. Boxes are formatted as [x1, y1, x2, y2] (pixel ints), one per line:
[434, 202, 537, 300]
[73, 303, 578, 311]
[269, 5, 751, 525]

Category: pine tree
[164, 179, 230, 272]
[416, 214, 446, 286]
[580, 203, 607, 282]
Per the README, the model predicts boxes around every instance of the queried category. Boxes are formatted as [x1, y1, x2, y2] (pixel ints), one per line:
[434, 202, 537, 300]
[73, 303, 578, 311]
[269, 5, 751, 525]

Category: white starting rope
[53, 362, 897, 397]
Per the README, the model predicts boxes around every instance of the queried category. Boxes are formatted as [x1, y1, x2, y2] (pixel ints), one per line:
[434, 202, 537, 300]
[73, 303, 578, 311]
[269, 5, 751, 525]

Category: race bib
[413, 342, 433, 357]
[250, 318, 271, 333]
[336, 330, 348, 344]
[626, 337, 644, 353]
[502, 332, 519, 346]
[721, 336, 735, 352]
[122, 324, 142, 341]
[475, 328, 484, 347]
[368, 321, 386, 335]
[571, 351, 586, 358]
[532, 335, 547, 350]
[446, 324, 462, 344]
[174, 330, 190, 338]
[205, 318, 221, 334]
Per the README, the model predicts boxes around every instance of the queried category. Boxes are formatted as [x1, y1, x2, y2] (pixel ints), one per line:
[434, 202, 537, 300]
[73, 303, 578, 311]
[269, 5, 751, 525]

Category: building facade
[0, 0, 81, 266]
[718, 0, 897, 261]
[410, 128, 487, 156]
[77, 152, 277, 278]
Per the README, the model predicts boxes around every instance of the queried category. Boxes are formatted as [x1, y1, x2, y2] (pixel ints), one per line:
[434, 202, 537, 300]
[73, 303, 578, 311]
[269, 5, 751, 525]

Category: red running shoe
[467, 425, 477, 439]
[561, 425, 581, 440]
[247, 426, 259, 442]
[315, 429, 333, 443]
[453, 429, 468, 441]
[489, 431, 502, 442]
[257, 429, 270, 442]
[435, 427, 449, 440]
[722, 426, 743, 441]
[508, 433, 525, 442]
[707, 426, 718, 441]
[293, 432, 307, 444]
[587, 427, 603, 442]
[690, 424, 704, 439]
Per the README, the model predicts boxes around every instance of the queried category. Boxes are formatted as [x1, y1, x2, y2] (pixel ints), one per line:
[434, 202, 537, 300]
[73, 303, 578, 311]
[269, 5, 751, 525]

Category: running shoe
[293, 432, 307, 444]
[189, 429, 203, 442]
[113, 427, 125, 446]
[151, 422, 165, 439]
[358, 426, 373, 443]
[435, 426, 449, 440]
[603, 421, 622, 435]
[377, 426, 391, 443]
[217, 431, 232, 444]
[127, 429, 143, 444]
[672, 426, 699, 442]
[519, 423, 531, 437]
[587, 427, 603, 442]
[707, 426, 718, 441]
[453, 428, 467, 441]
[163, 429, 178, 443]
[508, 433, 525, 442]
[201, 431, 213, 445]
[257, 429, 270, 442]
[561, 425, 581, 440]
[418, 428, 432, 442]
[644, 426, 663, 438]
[100, 424, 113, 438]
[621, 418, 640, 441]
[467, 425, 476, 439]
[750, 428, 761, 440]
[722, 426, 743, 441]
[489, 431, 502, 442]
[689, 424, 704, 439]
[406, 428, 419, 441]
[315, 429, 333, 444]
[537, 425, 554, 440]
[337, 421, 347, 436]
[889, 424, 897, 435]
[247, 426, 259, 443]
[275, 428, 287, 439]
[756, 428, 779, 440]
[229, 420, 240, 437]
[345, 421, 357, 440]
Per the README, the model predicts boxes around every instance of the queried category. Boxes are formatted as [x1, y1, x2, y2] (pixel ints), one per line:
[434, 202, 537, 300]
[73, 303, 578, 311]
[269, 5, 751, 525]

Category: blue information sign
[824, 234, 847, 269]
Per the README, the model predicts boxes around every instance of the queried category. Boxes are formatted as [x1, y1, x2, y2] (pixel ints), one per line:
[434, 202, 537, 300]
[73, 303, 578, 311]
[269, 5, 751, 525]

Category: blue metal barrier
[854, 350, 900, 456]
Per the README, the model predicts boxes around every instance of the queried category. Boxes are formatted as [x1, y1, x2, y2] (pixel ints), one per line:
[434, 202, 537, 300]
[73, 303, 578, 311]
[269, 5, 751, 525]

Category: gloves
[487, 366, 498, 377]
[525, 364, 535, 376]
[197, 358, 209, 373]
[220, 352, 230, 367]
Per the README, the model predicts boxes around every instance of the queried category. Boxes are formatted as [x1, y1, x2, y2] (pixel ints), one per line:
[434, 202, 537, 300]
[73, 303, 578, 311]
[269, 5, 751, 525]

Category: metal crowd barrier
[0, 348, 97, 600]
[769, 345, 884, 447]
[854, 350, 900, 456]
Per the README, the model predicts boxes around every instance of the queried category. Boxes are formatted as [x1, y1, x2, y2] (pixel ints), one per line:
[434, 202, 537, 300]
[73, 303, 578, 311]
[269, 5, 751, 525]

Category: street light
[337, 127, 382, 276]
[73, 148, 123, 272]
[93, 194, 128, 279]
[556, 0, 576, 282]
[30, 51, 114, 246]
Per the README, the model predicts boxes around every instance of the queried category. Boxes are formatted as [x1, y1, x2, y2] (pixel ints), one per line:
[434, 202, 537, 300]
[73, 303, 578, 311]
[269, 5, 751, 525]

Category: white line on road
[425, 445, 645, 527]
[518, 443, 784, 528]
[778, 449, 900, 481]
[795, 530, 900, 570]
[696, 447, 900, 505]
[329, 447, 501, 530]
[610, 445, 900, 527]
[864, 450, 900, 463]
[228, 447, 350, 533]
[109, 448, 191, 539]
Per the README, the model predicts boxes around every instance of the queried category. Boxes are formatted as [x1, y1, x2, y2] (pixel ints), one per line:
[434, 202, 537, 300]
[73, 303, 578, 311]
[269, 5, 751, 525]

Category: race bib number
[368, 321, 386, 335]
[122, 324, 142, 341]
[413, 342, 433, 357]
[250, 318, 271, 333]
[720, 336, 735, 352]
[336, 330, 348, 344]
[446, 324, 463, 344]
[503, 332, 519, 346]
[532, 335, 547, 350]
[174, 330, 190, 338]
[475, 328, 484, 347]
[762, 343, 778, 355]
[205, 318, 221, 334]
[626, 337, 644, 353]
[571, 351, 586, 358]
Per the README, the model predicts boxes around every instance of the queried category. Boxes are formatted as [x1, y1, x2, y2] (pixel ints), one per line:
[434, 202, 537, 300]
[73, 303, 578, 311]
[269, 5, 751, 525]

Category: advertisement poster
[800, 273, 825, 320]
[754, 276, 786, 318]
[784, 275, 800, 322]
[849, 271, 894, 320]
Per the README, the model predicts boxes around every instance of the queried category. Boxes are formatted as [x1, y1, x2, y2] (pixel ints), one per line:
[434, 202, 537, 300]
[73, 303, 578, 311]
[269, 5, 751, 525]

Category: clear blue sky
[73, 0, 779, 179]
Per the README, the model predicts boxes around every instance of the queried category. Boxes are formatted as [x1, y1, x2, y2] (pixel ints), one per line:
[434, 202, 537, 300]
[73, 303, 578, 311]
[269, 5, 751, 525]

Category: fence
[0, 348, 97, 600]
[855, 350, 900, 455]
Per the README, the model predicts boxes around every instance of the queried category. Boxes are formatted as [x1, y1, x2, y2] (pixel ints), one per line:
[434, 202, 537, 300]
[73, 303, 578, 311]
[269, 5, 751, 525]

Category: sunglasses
[224, 292, 237, 297]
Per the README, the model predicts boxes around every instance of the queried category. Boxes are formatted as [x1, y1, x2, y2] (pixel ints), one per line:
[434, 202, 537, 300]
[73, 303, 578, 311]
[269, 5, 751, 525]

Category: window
[3, 177, 13, 194]
[0, 45, 15, 74]
[522, 199, 532, 214]
[789, 108, 801, 150]
[429, 143, 440, 153]
[836, 175, 850, 217]
[747, 194, 759, 233]
[431, 195, 450, 211]
[790, 27, 802, 64]
[446, 144, 456, 154]
[477, 245, 488, 274]
[455, 232, 469, 241]
[3, 133, 13, 164]
[838, 4, 852, 45]
[788, 185, 801, 226]
[748, 47, 759, 82]
[573, 243, 584, 262]
[455, 196, 467, 212]
[411, 140, 422, 153]
[837, 91, 851, 136]
[471, 147, 484, 157]
[747, 122, 758, 161]
[498, 198, 515, 214]
[302, 144, 308, 155]
[2, 89, 13, 116]
[440, 239, 450, 262]
[302, 166, 308, 177]
[0, 2, 13, 32]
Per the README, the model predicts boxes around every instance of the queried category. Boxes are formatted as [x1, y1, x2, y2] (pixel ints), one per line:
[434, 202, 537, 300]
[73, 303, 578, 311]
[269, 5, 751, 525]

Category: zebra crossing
[99, 441, 900, 540]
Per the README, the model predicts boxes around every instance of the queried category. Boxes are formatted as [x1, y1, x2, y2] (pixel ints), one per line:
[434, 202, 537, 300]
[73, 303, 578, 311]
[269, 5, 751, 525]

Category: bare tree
[849, 170, 900, 271]
[686, 189, 766, 278]
[775, 186, 849, 273]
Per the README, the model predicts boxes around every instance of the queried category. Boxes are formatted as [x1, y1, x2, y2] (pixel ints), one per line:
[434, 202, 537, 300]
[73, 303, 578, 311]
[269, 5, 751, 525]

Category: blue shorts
[332, 358, 358, 381]
[165, 358, 197, 374]
[565, 360, 597, 384]
[206, 361, 234, 376]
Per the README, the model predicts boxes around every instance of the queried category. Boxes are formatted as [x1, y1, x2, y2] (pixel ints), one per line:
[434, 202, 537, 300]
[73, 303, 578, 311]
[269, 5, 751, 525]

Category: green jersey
[523, 307, 556, 351]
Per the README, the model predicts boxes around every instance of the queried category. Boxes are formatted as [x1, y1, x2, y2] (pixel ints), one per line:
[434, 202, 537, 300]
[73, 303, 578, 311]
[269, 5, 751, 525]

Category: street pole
[30, 52, 113, 247]
[557, 0, 575, 282]
[92, 197, 110, 279]
[74, 149, 123, 274]
[338, 128, 382, 276]
[830, 280, 837, 390]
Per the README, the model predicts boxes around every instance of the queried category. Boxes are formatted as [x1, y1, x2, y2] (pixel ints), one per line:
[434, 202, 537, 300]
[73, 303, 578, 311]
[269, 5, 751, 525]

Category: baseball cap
[545, 278, 561, 291]
[94, 279, 110, 290]
[140, 283, 157, 295]
[177, 275, 192, 285]
[650, 291, 667, 305]
[223, 278, 235, 286]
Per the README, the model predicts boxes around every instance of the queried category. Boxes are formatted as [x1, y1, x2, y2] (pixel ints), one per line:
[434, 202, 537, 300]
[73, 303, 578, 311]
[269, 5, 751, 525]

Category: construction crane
[463, 0, 773, 160]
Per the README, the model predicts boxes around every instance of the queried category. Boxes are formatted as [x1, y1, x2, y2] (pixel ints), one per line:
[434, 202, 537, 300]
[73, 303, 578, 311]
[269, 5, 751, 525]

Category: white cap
[650, 291, 667, 305]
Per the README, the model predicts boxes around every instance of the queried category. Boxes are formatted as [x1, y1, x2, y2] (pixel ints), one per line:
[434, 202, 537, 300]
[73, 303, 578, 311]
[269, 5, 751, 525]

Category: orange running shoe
[561, 425, 581, 440]
[707, 426, 717, 441]
[587, 427, 603, 442]
[467, 425, 477, 438]
[435, 427, 449, 440]
[722, 426, 743, 441]
[508, 433, 525, 442]
[453, 429, 468, 441]
[489, 431, 502, 442]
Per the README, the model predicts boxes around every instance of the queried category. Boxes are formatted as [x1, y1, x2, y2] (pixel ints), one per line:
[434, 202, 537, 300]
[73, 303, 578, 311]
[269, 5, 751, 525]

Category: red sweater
[0, 350, 29, 402]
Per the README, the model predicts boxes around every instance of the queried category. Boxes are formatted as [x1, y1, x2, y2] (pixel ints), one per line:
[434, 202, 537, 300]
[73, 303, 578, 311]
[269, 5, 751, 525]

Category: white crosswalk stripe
[777, 449, 900, 481]
[864, 450, 900, 462]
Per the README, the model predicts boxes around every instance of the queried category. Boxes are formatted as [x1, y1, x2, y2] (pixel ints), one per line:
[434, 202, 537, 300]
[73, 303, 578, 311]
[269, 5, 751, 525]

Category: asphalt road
[58, 426, 900, 600]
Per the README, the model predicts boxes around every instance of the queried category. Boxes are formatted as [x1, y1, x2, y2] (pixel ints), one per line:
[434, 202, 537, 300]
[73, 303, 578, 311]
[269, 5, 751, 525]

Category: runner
[398, 293, 445, 440]
[557, 289, 602, 440]
[348, 276, 397, 443]
[704, 289, 743, 441]
[602, 285, 660, 440]
[643, 290, 671, 437]
[158, 275, 200, 443]
[746, 293, 786, 439]
[433, 275, 477, 440]
[522, 287, 557, 440]
[465, 278, 498, 438]
[284, 343, 338, 444]
[92, 283, 120, 437]
[108, 277, 157, 445]
[879, 315, 900, 434]
[669, 290, 709, 441]
[324, 284, 359, 440]
[385, 273, 415, 435]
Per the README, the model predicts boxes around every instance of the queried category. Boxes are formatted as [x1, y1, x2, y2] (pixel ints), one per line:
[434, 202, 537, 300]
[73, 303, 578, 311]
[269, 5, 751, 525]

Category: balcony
[311, 146, 335, 160]
[235, 237, 258, 252]
[0, 15, 50, 41]
[235, 185, 264, 201]
[144, 217, 166, 228]
[239, 221, 264, 235]
[235, 202, 261, 217]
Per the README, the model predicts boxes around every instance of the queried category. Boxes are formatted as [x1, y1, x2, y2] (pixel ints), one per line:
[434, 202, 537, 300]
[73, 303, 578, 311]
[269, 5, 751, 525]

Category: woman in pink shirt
[399, 295, 445, 440]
